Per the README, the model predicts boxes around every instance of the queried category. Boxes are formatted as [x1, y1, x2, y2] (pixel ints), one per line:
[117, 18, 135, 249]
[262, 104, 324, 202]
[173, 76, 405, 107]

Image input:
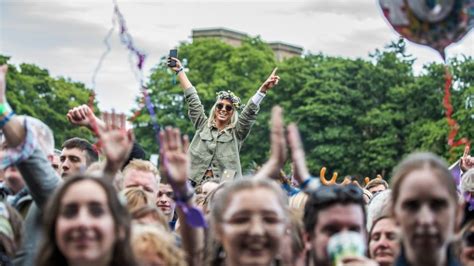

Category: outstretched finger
[182, 134, 190, 153]
[464, 145, 470, 158]
[270, 67, 278, 77]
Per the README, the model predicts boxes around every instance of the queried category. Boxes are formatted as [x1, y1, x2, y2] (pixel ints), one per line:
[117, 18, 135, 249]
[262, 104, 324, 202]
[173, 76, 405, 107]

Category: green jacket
[184, 87, 259, 184]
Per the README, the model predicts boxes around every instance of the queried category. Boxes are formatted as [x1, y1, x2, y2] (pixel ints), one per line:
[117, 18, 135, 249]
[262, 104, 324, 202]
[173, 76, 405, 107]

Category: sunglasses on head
[464, 231, 474, 247]
[310, 184, 364, 205]
[216, 103, 234, 112]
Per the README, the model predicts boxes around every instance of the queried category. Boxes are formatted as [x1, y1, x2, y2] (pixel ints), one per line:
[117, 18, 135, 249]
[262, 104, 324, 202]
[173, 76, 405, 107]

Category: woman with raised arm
[168, 56, 279, 185]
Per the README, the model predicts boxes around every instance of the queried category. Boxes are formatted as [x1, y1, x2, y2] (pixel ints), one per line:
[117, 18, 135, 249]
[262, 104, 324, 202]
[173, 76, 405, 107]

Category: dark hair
[391, 152, 457, 209]
[61, 137, 98, 165]
[303, 184, 367, 238]
[37, 175, 136, 266]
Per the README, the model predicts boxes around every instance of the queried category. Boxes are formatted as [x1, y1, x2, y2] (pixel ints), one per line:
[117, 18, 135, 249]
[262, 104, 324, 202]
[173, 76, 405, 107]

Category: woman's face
[394, 168, 459, 258]
[461, 224, 474, 266]
[218, 187, 286, 266]
[369, 218, 400, 266]
[56, 180, 117, 265]
[214, 99, 234, 125]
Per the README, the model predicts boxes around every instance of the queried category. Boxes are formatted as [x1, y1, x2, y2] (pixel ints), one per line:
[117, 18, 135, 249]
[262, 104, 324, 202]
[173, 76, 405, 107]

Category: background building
[192, 27, 303, 61]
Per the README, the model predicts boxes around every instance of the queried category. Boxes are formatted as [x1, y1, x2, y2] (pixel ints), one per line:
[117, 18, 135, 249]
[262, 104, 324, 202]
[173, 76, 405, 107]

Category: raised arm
[235, 68, 280, 140]
[66, 104, 106, 133]
[168, 57, 207, 129]
[254, 106, 287, 180]
[99, 112, 134, 181]
[160, 127, 204, 266]
[0, 64, 60, 208]
[168, 57, 192, 90]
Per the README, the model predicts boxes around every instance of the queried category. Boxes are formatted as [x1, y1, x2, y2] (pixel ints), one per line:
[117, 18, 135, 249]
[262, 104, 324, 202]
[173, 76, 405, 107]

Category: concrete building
[191, 27, 303, 61]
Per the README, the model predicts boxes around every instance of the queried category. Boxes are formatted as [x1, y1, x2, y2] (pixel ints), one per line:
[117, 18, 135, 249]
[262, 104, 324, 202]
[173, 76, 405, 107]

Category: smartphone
[168, 49, 178, 67]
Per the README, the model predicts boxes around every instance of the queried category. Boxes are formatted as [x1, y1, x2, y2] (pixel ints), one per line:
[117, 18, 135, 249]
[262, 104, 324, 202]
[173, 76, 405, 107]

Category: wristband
[172, 182, 195, 203]
[0, 111, 15, 128]
[175, 66, 184, 74]
[0, 103, 12, 116]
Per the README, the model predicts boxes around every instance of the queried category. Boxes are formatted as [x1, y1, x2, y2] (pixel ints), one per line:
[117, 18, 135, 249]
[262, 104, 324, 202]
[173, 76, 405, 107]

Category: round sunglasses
[216, 103, 234, 112]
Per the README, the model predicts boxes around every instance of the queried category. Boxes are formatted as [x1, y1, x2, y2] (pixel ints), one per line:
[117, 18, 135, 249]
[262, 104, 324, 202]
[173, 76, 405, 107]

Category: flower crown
[216, 90, 244, 110]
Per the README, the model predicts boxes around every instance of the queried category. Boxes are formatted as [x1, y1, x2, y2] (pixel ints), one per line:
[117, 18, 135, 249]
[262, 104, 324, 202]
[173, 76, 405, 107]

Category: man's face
[308, 203, 366, 266]
[123, 169, 158, 202]
[51, 154, 61, 175]
[157, 184, 176, 222]
[60, 148, 88, 178]
[368, 184, 386, 195]
[4, 166, 25, 194]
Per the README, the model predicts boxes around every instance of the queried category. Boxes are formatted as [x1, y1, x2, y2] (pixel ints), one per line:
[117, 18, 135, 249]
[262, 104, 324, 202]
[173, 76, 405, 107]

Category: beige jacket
[184, 86, 259, 184]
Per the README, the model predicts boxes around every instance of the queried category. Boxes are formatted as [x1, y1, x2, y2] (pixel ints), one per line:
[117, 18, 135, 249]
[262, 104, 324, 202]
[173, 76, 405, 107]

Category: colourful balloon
[379, 0, 474, 59]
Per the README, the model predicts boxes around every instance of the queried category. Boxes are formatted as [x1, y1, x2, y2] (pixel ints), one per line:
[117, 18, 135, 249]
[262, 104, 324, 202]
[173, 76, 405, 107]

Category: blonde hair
[289, 192, 308, 214]
[122, 159, 160, 188]
[461, 168, 474, 194]
[121, 187, 154, 213]
[131, 224, 186, 266]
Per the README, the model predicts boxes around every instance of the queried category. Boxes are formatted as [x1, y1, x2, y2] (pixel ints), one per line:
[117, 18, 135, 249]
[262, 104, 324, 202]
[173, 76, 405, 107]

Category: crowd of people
[0, 58, 473, 266]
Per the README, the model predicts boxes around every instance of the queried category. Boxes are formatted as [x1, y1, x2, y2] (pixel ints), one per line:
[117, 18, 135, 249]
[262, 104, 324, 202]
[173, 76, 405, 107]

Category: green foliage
[4, 38, 473, 180]
[2, 55, 97, 148]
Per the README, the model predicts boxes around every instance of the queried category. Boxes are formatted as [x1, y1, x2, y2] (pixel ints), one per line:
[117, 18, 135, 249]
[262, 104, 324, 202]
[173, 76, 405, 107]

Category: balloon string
[89, 0, 161, 148]
[443, 65, 470, 148]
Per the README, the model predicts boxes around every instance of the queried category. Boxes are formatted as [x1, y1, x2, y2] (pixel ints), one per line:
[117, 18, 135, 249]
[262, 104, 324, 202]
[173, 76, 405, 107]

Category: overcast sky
[1, 0, 473, 114]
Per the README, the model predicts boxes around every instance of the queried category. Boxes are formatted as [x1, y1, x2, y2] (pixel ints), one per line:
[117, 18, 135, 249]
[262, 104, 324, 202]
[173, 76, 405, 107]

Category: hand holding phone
[168, 49, 178, 67]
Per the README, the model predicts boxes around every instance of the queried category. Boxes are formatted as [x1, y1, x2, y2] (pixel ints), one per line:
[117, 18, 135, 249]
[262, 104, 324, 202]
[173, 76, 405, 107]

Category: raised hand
[101, 111, 134, 174]
[159, 127, 190, 190]
[259, 67, 280, 93]
[66, 104, 100, 129]
[460, 145, 474, 172]
[167, 57, 183, 73]
[254, 106, 287, 180]
[0, 65, 7, 104]
[287, 123, 310, 185]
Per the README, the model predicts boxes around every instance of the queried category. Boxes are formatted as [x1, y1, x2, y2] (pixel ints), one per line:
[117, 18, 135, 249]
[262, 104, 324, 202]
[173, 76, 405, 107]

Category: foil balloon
[379, 0, 474, 60]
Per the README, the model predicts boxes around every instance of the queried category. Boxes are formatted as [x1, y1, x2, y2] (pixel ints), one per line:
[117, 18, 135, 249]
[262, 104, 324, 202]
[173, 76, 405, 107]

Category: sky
[0, 0, 473, 114]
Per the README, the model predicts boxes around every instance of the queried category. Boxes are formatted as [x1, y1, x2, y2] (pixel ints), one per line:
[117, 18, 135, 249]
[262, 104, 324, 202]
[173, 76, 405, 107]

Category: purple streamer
[93, 0, 206, 228]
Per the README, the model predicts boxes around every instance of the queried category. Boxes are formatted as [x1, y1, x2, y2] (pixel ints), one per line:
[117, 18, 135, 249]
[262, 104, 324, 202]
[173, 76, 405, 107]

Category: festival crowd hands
[461, 145, 474, 172]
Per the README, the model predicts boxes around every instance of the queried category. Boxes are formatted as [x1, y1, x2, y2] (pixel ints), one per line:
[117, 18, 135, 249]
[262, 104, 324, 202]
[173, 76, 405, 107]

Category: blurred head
[211, 179, 288, 266]
[131, 224, 186, 266]
[131, 205, 169, 231]
[279, 208, 306, 266]
[4, 166, 24, 195]
[303, 184, 367, 266]
[122, 159, 159, 202]
[368, 217, 400, 266]
[200, 178, 220, 196]
[365, 178, 389, 196]
[156, 183, 175, 222]
[391, 152, 463, 266]
[60, 138, 98, 178]
[37, 175, 136, 266]
[461, 169, 474, 197]
[51, 149, 62, 175]
[0, 201, 23, 258]
[460, 220, 474, 266]
[289, 191, 309, 213]
[121, 187, 154, 213]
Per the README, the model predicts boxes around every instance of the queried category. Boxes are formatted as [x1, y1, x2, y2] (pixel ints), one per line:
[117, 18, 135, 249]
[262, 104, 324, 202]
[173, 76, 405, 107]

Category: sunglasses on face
[216, 103, 234, 112]
[463, 231, 474, 247]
